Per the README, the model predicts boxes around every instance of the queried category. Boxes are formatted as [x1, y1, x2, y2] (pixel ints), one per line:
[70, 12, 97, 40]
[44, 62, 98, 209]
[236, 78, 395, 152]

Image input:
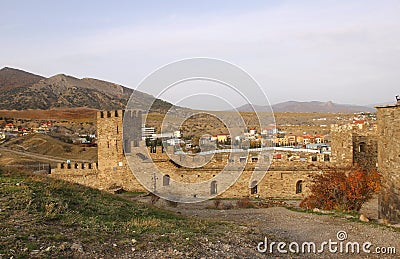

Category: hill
[0, 67, 172, 112]
[0, 133, 97, 163]
[237, 101, 375, 113]
[0, 67, 44, 91]
[0, 172, 256, 257]
[0, 107, 98, 121]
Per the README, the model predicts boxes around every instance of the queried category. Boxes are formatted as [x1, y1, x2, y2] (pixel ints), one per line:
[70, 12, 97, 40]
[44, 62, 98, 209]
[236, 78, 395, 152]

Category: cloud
[2, 0, 400, 106]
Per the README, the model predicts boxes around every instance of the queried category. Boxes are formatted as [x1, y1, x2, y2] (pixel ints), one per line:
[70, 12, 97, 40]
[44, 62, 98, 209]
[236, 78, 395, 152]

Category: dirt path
[128, 196, 396, 258]
[0, 147, 92, 163]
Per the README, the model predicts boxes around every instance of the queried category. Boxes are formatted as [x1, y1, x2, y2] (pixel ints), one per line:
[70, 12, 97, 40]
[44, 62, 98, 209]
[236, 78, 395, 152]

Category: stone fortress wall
[376, 103, 400, 223]
[330, 124, 378, 171]
[51, 109, 378, 201]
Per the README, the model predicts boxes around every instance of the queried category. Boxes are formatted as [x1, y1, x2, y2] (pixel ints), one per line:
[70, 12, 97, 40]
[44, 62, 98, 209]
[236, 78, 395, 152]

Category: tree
[300, 167, 381, 211]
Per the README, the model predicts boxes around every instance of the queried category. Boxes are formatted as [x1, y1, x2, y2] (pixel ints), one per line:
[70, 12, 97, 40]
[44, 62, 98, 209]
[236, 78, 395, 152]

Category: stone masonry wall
[377, 104, 400, 223]
[330, 124, 353, 167]
[330, 124, 378, 171]
[52, 110, 369, 200]
[352, 134, 378, 171]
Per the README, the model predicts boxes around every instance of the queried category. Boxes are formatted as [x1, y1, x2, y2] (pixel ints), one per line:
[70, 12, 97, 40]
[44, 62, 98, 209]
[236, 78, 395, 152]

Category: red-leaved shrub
[300, 168, 380, 211]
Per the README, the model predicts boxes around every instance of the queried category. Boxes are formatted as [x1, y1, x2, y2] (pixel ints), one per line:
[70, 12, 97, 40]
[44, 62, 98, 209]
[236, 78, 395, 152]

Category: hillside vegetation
[1, 134, 97, 163]
[0, 171, 253, 258]
[0, 67, 173, 113]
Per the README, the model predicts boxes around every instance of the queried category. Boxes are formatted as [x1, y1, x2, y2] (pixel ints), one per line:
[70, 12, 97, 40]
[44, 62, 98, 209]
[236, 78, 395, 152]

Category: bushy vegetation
[300, 168, 381, 211]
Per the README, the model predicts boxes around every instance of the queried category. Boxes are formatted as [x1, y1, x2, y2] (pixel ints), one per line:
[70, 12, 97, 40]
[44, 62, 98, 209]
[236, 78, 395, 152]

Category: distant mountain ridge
[237, 101, 376, 113]
[0, 67, 379, 114]
[0, 67, 172, 112]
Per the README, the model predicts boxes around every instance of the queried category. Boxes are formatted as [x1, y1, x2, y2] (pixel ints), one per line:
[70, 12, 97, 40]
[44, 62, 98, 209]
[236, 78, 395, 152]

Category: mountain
[0, 67, 45, 91]
[234, 104, 269, 112]
[0, 67, 172, 112]
[236, 101, 376, 113]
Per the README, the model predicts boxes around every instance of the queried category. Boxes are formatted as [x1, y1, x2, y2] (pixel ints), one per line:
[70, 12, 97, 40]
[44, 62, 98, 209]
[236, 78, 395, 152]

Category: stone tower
[330, 124, 354, 167]
[96, 110, 145, 191]
[330, 124, 377, 171]
[97, 110, 125, 172]
[376, 103, 400, 223]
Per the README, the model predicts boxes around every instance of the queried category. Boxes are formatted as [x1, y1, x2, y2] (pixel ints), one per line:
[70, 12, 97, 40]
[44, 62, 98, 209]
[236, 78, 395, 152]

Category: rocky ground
[2, 172, 399, 258]
[128, 195, 400, 258]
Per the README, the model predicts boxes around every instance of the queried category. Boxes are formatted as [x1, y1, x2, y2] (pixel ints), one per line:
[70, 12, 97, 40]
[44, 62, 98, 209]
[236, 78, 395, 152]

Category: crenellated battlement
[55, 162, 98, 170]
[96, 109, 141, 118]
[96, 109, 143, 123]
[123, 109, 142, 120]
[97, 110, 124, 119]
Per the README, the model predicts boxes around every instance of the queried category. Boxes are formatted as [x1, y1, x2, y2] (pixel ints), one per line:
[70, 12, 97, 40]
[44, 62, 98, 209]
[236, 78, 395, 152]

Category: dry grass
[0, 108, 97, 122]
[1, 133, 97, 162]
[0, 170, 231, 257]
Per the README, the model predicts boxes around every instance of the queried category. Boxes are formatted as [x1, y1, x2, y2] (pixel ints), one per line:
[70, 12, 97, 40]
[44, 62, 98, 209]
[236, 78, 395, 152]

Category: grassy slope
[0, 171, 233, 258]
[1, 133, 97, 162]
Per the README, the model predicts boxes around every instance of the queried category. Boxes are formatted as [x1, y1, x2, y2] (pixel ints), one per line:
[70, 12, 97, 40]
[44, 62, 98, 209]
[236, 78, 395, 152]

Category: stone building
[51, 109, 332, 200]
[330, 124, 377, 171]
[376, 103, 400, 223]
[51, 109, 380, 202]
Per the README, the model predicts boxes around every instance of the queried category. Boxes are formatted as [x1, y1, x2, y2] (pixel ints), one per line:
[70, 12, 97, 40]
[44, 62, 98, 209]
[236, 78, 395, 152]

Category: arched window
[124, 139, 131, 153]
[210, 181, 217, 195]
[359, 142, 366, 152]
[163, 175, 170, 186]
[250, 180, 258, 194]
[296, 180, 303, 194]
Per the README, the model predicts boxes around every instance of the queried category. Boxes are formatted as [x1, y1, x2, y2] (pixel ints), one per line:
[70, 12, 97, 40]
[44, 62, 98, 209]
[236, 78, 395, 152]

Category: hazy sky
[1, 0, 400, 108]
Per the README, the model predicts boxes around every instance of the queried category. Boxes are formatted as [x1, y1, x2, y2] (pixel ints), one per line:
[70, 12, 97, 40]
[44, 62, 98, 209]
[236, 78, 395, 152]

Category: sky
[1, 0, 400, 109]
